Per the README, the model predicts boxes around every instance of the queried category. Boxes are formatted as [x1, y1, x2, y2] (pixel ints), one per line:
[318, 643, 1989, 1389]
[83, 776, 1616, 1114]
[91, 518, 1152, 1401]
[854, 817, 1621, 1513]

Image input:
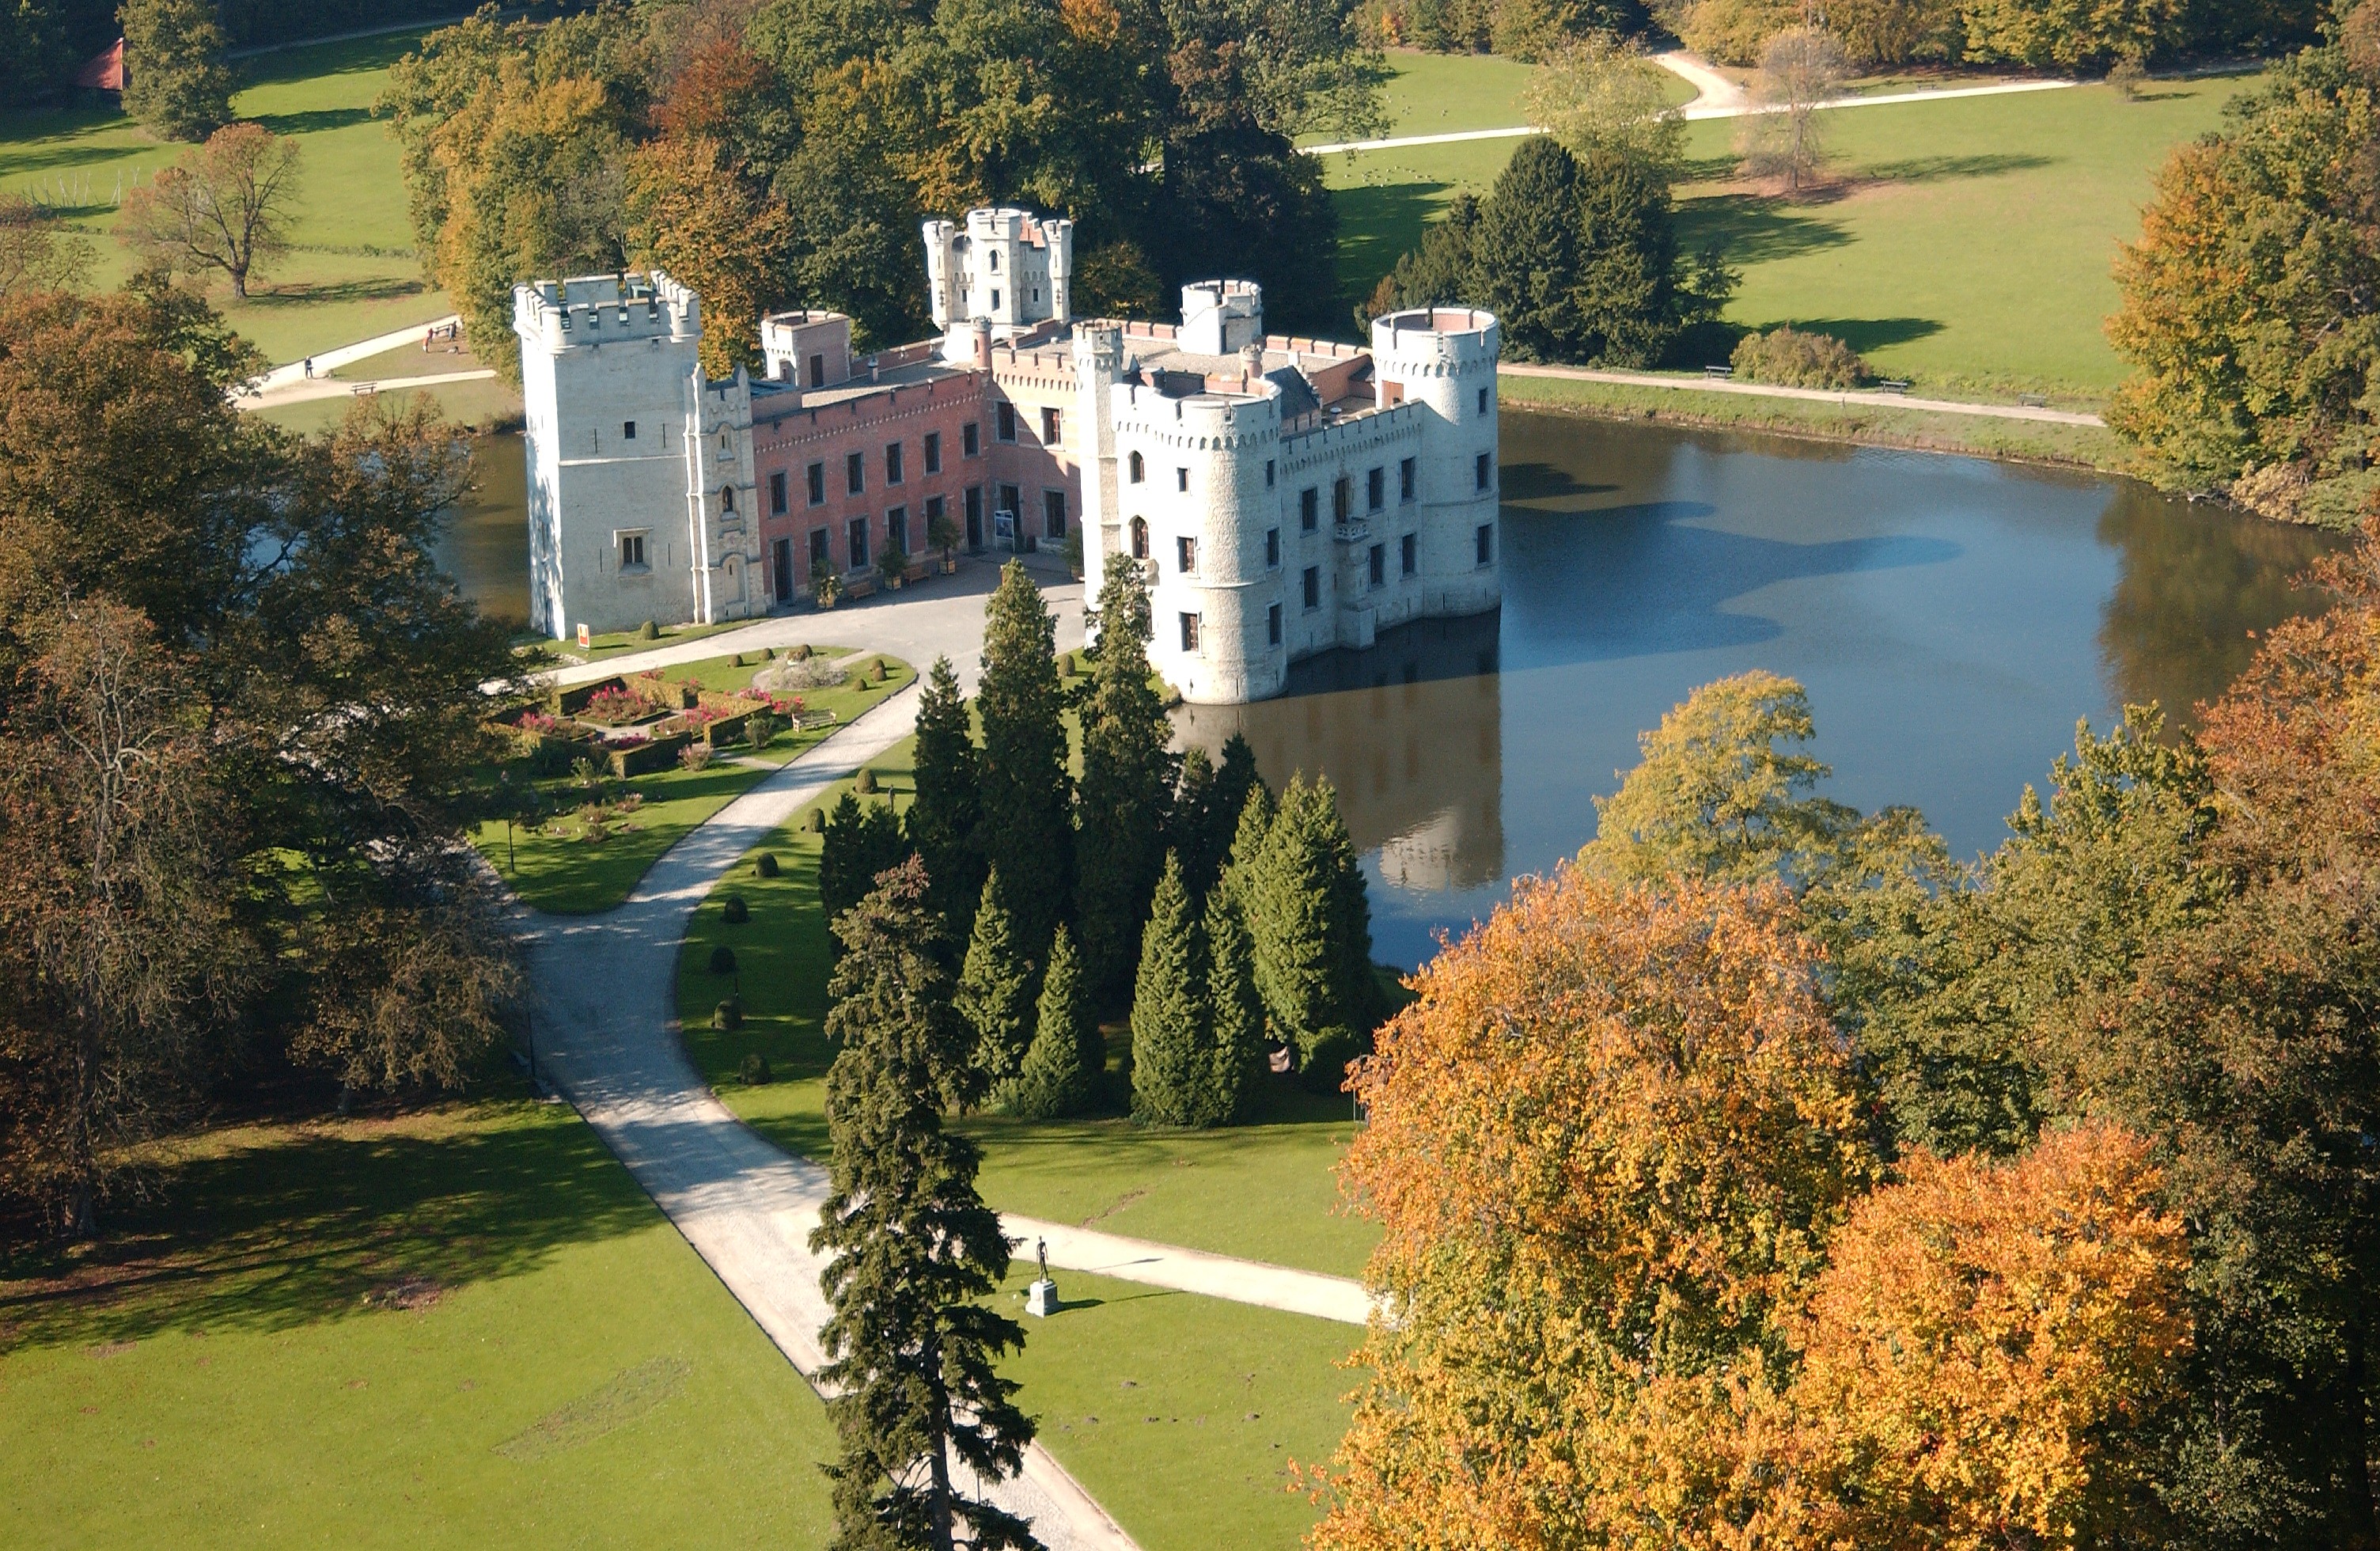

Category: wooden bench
[840, 572, 877, 600]
[1703, 364, 1734, 379]
[791, 707, 838, 732]
[2018, 392, 2048, 408]
[1879, 379, 1912, 395]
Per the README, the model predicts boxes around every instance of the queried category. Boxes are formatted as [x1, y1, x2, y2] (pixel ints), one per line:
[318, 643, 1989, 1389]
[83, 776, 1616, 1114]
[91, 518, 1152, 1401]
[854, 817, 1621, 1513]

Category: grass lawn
[1327, 74, 2261, 396]
[676, 734, 1383, 1281]
[0, 30, 449, 368]
[998, 1267, 1357, 1551]
[253, 375, 525, 436]
[473, 650, 915, 914]
[0, 1096, 837, 1550]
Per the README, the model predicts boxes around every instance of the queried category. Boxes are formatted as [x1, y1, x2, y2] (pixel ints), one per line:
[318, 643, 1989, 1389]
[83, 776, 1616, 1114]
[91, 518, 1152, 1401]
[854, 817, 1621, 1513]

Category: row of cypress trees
[820, 559, 1380, 1128]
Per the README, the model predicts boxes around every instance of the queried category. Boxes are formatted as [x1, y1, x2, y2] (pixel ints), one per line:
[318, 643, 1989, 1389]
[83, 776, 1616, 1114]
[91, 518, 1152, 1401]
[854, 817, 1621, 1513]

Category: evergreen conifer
[1472, 136, 1585, 362]
[1005, 924, 1100, 1119]
[1205, 886, 1264, 1122]
[908, 655, 985, 939]
[1074, 564, 1175, 1004]
[1130, 852, 1220, 1127]
[1244, 776, 1377, 1077]
[121, 0, 233, 142]
[955, 870, 1037, 1098]
[810, 858, 1035, 1551]
[1170, 745, 1218, 897]
[976, 561, 1071, 954]
[820, 791, 909, 933]
[1219, 778, 1279, 913]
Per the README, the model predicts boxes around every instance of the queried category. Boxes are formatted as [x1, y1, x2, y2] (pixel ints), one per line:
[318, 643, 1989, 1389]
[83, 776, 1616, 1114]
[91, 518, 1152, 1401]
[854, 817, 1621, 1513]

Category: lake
[442, 415, 2341, 969]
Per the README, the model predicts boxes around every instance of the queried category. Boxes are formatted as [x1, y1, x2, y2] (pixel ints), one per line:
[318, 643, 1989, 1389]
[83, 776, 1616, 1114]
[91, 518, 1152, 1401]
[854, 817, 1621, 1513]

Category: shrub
[762, 645, 778, 660]
[579, 685, 649, 726]
[712, 997, 745, 1032]
[1730, 326, 1870, 389]
[743, 710, 780, 752]
[680, 742, 714, 772]
[855, 768, 879, 795]
[722, 893, 750, 924]
[635, 620, 659, 641]
[2108, 55, 2147, 99]
[708, 944, 737, 976]
[1301, 1026, 1366, 1095]
[756, 851, 781, 878]
[791, 643, 814, 661]
[809, 808, 827, 832]
[738, 1050, 771, 1085]
[752, 655, 848, 693]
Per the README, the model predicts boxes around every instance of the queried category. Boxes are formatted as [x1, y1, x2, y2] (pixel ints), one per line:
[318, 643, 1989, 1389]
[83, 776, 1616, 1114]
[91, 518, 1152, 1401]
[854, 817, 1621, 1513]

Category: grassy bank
[1499, 370, 2133, 471]
[0, 1097, 839, 1550]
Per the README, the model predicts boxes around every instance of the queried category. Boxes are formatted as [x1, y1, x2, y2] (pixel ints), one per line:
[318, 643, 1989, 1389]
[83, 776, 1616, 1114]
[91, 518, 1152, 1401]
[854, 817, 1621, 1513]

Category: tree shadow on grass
[1741, 315, 1946, 354]
[248, 107, 376, 137]
[243, 275, 430, 309]
[1860, 151, 2053, 182]
[0, 1101, 658, 1355]
[1331, 178, 1452, 311]
[1677, 192, 1851, 267]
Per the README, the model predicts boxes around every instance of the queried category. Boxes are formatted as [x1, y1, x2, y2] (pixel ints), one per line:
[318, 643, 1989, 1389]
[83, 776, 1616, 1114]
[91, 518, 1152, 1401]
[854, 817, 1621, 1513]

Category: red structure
[74, 40, 125, 93]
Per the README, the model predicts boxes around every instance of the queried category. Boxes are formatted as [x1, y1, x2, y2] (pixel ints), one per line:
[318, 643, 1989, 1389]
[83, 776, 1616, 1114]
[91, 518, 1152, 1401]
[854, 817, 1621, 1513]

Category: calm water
[438, 417, 2341, 969]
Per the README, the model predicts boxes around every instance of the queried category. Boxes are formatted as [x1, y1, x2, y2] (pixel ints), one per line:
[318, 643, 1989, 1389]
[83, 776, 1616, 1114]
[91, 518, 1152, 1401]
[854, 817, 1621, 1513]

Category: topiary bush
[855, 768, 878, 795]
[790, 643, 814, 661]
[712, 996, 745, 1031]
[722, 892, 750, 924]
[809, 808, 827, 833]
[738, 1050, 771, 1085]
[756, 851, 781, 878]
[1730, 327, 1869, 390]
[709, 944, 737, 976]
[635, 619, 659, 641]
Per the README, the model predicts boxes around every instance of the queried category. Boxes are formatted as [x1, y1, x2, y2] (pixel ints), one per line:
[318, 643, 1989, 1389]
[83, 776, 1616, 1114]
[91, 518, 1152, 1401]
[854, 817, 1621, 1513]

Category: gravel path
[1501, 362, 2106, 426]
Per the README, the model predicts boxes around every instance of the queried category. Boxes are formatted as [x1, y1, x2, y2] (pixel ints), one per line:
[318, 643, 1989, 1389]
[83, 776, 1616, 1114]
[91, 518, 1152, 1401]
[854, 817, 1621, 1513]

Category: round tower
[1370, 308, 1502, 620]
[1117, 386, 1287, 704]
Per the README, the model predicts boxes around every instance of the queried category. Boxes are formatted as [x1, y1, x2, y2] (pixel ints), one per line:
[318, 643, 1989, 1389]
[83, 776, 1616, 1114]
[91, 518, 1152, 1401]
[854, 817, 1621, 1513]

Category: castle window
[809, 527, 830, 578]
[1044, 489, 1067, 539]
[1476, 522, 1495, 566]
[1368, 467, 1385, 511]
[1129, 451, 1145, 484]
[1400, 457, 1415, 500]
[1333, 477, 1351, 524]
[807, 461, 826, 506]
[997, 404, 1016, 442]
[1302, 566, 1320, 610]
[1477, 385, 1489, 416]
[1475, 451, 1492, 491]
[1268, 602, 1282, 647]
[847, 452, 865, 495]
[721, 485, 736, 514]
[990, 289, 1002, 311]
[1265, 528, 1279, 568]
[623, 420, 636, 441]
[1040, 407, 1060, 444]
[989, 249, 1000, 271]
[924, 432, 942, 474]
[848, 517, 870, 570]
[965, 421, 981, 457]
[619, 532, 648, 571]
[1368, 543, 1385, 588]
[809, 354, 825, 388]
[771, 470, 787, 515]
[885, 441, 904, 485]
[1301, 488, 1318, 531]
[1175, 467, 1188, 493]
[1179, 612, 1200, 653]
[1131, 518, 1148, 559]
[1177, 535, 1196, 574]
[1265, 459, 1275, 488]
[888, 506, 908, 554]
[1401, 532, 1417, 575]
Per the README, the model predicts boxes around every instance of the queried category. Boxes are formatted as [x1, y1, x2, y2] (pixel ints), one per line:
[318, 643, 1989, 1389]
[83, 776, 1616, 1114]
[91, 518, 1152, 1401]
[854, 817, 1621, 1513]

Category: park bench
[841, 572, 877, 600]
[1703, 364, 1734, 378]
[351, 381, 377, 396]
[1878, 379, 1912, 394]
[2018, 392, 2048, 408]
[791, 707, 839, 733]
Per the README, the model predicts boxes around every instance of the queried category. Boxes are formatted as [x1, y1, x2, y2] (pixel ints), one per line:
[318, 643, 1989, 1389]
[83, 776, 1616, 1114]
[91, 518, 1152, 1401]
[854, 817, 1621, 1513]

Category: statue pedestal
[1025, 1278, 1060, 1318]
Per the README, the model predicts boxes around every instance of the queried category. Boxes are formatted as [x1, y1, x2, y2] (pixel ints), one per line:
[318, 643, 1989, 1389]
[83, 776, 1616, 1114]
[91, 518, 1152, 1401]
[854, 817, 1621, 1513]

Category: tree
[1315, 870, 1872, 1551]
[956, 870, 1037, 1099]
[1961, 0, 2185, 69]
[1471, 136, 1586, 361]
[0, 194, 95, 296]
[119, 123, 303, 300]
[1359, 192, 1480, 326]
[1791, 1123, 2193, 1549]
[1130, 852, 1219, 1127]
[1243, 775, 1375, 1078]
[1074, 563, 1175, 1006]
[820, 791, 910, 932]
[810, 858, 1037, 1551]
[1004, 924, 1100, 1119]
[975, 562, 1072, 955]
[908, 656, 985, 940]
[1740, 26, 1848, 194]
[1523, 34, 1686, 184]
[625, 130, 795, 377]
[1203, 885, 1263, 1121]
[120, 0, 233, 142]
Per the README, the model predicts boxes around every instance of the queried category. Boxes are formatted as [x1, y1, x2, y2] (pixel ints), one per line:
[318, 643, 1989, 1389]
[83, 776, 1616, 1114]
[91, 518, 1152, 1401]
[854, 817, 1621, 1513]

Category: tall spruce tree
[1005, 923, 1100, 1120]
[1245, 776, 1377, 1077]
[1205, 885, 1264, 1122]
[955, 870, 1037, 1098]
[1131, 852, 1222, 1127]
[811, 859, 1036, 1551]
[976, 561, 1071, 955]
[1075, 564, 1175, 1005]
[1219, 778, 1279, 914]
[1472, 135, 1585, 362]
[820, 791, 909, 933]
[1170, 745, 1219, 897]
[121, 0, 234, 142]
[908, 656, 985, 939]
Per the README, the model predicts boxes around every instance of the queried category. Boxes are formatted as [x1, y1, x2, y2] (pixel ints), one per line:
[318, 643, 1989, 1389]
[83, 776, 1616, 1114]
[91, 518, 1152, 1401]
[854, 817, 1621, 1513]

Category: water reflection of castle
[1174, 610, 1505, 893]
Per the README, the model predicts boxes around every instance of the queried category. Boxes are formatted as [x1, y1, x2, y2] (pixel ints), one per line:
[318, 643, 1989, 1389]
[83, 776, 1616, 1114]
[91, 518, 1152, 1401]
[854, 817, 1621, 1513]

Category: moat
[442, 411, 2341, 969]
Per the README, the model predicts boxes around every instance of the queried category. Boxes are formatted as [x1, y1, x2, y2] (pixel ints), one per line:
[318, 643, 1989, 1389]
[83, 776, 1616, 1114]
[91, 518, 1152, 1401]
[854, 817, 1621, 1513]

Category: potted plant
[879, 547, 906, 592]
[927, 511, 961, 574]
[812, 571, 843, 610]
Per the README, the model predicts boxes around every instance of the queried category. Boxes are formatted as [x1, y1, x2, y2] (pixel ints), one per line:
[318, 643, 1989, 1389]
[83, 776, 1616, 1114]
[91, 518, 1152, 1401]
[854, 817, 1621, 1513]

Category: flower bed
[579, 684, 654, 726]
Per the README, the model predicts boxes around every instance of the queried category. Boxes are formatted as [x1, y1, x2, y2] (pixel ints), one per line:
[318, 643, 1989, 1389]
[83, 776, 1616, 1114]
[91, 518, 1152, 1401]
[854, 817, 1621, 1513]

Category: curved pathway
[1501, 361, 2105, 426]
[516, 578, 1369, 1551]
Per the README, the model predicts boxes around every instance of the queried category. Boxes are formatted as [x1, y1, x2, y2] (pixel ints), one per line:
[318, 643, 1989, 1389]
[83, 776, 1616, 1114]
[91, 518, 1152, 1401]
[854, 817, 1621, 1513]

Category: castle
[513, 207, 1503, 704]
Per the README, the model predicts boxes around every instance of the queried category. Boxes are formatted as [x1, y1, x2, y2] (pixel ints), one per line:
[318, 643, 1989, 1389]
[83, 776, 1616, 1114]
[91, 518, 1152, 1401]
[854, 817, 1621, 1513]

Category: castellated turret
[1370, 307, 1503, 620]
[922, 207, 1073, 336]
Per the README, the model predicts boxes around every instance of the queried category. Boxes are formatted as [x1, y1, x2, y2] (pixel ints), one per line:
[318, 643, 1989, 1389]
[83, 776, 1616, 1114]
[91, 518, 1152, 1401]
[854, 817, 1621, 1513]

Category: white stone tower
[922, 207, 1074, 340]
[1370, 307, 1503, 620]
